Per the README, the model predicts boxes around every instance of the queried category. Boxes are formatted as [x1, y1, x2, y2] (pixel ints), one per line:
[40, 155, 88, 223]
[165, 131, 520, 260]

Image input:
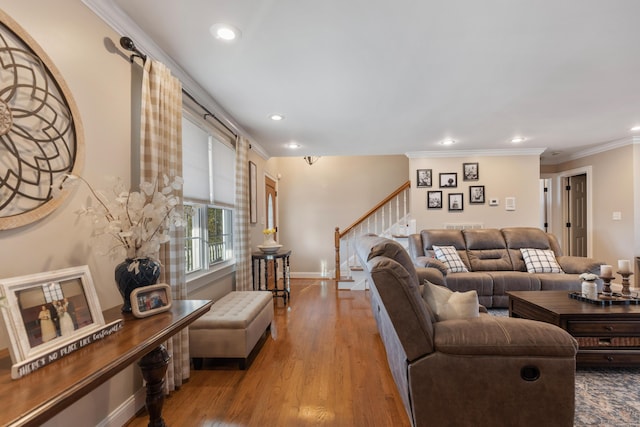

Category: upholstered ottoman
[189, 291, 274, 369]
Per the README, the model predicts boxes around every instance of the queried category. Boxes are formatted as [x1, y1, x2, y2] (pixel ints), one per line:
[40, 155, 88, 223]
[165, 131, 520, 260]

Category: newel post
[335, 227, 341, 283]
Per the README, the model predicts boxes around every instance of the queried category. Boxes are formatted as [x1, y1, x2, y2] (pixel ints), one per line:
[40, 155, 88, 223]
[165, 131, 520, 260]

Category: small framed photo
[0, 265, 115, 378]
[131, 283, 172, 318]
[463, 162, 479, 181]
[439, 172, 457, 188]
[416, 169, 432, 188]
[427, 191, 443, 209]
[469, 185, 485, 204]
[448, 193, 464, 211]
[249, 161, 258, 223]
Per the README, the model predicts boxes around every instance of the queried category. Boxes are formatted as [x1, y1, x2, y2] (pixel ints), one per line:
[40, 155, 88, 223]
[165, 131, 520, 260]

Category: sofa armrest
[416, 266, 446, 287]
[415, 256, 448, 275]
[556, 256, 604, 275]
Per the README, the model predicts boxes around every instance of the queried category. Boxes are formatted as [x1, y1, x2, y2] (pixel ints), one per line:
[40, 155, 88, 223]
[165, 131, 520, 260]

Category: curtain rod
[119, 36, 238, 139]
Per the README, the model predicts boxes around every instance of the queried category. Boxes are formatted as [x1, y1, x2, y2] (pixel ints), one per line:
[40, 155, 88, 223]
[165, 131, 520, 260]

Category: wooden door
[567, 174, 587, 256]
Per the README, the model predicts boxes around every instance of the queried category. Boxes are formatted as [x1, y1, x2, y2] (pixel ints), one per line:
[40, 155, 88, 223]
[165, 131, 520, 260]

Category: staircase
[334, 181, 414, 290]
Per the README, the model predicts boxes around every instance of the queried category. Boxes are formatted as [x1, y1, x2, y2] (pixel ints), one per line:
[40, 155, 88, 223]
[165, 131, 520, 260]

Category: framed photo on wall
[416, 169, 432, 187]
[249, 161, 257, 223]
[448, 193, 464, 211]
[427, 191, 442, 209]
[463, 162, 479, 181]
[439, 172, 457, 188]
[469, 185, 485, 204]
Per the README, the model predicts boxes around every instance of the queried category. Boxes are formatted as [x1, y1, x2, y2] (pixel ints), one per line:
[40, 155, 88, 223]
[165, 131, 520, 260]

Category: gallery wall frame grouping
[419, 162, 487, 212]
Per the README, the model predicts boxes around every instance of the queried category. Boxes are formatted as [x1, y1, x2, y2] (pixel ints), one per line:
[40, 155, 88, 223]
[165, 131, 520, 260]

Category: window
[182, 111, 236, 275]
[184, 204, 233, 273]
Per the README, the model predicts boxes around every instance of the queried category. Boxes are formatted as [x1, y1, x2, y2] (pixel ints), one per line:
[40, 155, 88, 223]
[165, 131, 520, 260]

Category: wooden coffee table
[508, 290, 640, 368]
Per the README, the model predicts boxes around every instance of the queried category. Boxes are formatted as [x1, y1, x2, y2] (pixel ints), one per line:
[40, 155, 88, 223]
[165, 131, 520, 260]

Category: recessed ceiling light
[286, 143, 300, 149]
[511, 137, 526, 143]
[440, 139, 456, 146]
[210, 24, 241, 41]
[631, 126, 640, 131]
[269, 114, 285, 121]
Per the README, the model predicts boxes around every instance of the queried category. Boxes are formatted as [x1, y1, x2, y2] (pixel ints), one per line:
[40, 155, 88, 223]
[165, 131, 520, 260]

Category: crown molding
[81, 0, 269, 157]
[542, 137, 637, 165]
[405, 148, 546, 159]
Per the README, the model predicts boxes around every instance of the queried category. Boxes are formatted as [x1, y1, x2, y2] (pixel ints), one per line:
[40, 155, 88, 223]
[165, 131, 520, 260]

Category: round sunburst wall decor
[0, 8, 84, 230]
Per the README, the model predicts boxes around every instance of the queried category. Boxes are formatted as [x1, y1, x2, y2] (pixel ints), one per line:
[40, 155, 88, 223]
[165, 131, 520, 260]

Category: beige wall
[265, 155, 409, 275]
[0, 0, 140, 425]
[410, 155, 541, 230]
[545, 144, 638, 279]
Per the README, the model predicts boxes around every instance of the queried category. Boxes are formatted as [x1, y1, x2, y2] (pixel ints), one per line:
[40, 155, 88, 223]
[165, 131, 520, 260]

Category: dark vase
[114, 258, 161, 313]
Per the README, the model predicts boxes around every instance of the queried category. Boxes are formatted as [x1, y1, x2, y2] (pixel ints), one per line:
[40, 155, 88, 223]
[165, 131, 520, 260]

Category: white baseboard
[97, 387, 146, 427]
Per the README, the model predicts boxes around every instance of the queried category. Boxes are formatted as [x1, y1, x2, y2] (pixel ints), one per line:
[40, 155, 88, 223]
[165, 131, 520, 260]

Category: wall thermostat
[489, 198, 499, 206]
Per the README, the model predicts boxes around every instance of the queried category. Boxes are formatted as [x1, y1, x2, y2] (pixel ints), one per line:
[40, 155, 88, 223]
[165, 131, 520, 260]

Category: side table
[251, 249, 291, 304]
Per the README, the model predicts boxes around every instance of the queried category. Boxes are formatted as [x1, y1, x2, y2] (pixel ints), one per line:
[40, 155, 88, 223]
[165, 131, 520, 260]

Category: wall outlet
[612, 211, 622, 220]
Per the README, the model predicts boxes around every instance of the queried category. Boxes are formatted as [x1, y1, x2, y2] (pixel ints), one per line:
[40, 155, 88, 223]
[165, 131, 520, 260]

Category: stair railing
[334, 181, 411, 283]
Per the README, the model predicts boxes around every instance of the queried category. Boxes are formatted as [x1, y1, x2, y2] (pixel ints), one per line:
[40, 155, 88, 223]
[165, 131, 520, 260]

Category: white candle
[618, 259, 631, 274]
[600, 265, 613, 277]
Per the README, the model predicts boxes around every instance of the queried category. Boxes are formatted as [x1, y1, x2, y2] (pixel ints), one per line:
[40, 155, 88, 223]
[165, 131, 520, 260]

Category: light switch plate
[505, 197, 516, 211]
[612, 211, 622, 220]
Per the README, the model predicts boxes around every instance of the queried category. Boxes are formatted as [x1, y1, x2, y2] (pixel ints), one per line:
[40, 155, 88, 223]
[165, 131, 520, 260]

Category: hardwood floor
[126, 279, 411, 427]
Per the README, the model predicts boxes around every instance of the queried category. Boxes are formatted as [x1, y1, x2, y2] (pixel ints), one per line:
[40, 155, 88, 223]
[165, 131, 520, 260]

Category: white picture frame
[131, 283, 172, 318]
[0, 265, 118, 378]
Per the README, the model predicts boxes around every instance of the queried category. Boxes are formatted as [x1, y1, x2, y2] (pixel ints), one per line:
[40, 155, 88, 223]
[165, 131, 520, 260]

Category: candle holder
[600, 275, 614, 296]
[618, 271, 634, 296]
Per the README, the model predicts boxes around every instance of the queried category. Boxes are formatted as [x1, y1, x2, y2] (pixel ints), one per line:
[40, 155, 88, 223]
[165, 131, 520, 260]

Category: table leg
[263, 259, 268, 291]
[251, 258, 256, 290]
[138, 344, 172, 427]
[274, 259, 279, 294]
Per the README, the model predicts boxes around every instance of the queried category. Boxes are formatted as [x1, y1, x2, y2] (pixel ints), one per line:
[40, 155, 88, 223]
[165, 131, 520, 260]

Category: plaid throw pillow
[433, 245, 469, 273]
[520, 248, 564, 273]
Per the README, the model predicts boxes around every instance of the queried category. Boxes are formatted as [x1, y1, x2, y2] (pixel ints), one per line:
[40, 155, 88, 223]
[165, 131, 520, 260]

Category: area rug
[489, 309, 640, 426]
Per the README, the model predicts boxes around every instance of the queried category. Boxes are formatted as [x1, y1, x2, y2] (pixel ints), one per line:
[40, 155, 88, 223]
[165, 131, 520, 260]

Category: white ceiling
[103, 0, 640, 163]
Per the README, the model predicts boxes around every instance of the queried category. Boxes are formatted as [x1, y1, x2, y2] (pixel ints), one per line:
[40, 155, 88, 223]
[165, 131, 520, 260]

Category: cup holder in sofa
[521, 365, 541, 381]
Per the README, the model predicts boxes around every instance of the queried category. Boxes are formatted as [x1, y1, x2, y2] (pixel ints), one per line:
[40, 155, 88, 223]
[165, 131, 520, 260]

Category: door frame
[553, 166, 593, 257]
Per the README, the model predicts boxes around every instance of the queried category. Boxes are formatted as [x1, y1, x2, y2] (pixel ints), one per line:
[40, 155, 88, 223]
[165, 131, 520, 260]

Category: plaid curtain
[140, 59, 187, 391]
[234, 137, 252, 291]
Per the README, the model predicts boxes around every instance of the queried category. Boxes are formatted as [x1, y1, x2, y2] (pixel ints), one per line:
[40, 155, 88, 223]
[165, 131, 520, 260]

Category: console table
[251, 249, 291, 304]
[0, 299, 213, 427]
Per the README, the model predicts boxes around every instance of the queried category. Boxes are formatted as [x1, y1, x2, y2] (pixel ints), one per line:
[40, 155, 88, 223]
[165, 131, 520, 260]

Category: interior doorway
[265, 176, 277, 234]
[566, 173, 588, 257]
[264, 175, 278, 284]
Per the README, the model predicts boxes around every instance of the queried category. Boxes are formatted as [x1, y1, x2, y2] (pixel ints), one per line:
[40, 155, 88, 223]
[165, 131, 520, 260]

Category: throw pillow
[520, 248, 564, 274]
[432, 245, 469, 273]
[422, 281, 479, 321]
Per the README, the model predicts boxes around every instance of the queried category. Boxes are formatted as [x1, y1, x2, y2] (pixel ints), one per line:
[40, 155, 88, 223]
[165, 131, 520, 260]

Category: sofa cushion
[463, 229, 513, 271]
[502, 227, 554, 271]
[520, 248, 564, 273]
[368, 256, 435, 360]
[423, 281, 479, 321]
[420, 229, 471, 268]
[433, 245, 469, 273]
[434, 315, 578, 357]
[445, 272, 494, 308]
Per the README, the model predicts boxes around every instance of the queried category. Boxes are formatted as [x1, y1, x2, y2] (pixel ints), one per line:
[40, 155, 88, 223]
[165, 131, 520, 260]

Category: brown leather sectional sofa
[407, 227, 605, 308]
[356, 234, 578, 427]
